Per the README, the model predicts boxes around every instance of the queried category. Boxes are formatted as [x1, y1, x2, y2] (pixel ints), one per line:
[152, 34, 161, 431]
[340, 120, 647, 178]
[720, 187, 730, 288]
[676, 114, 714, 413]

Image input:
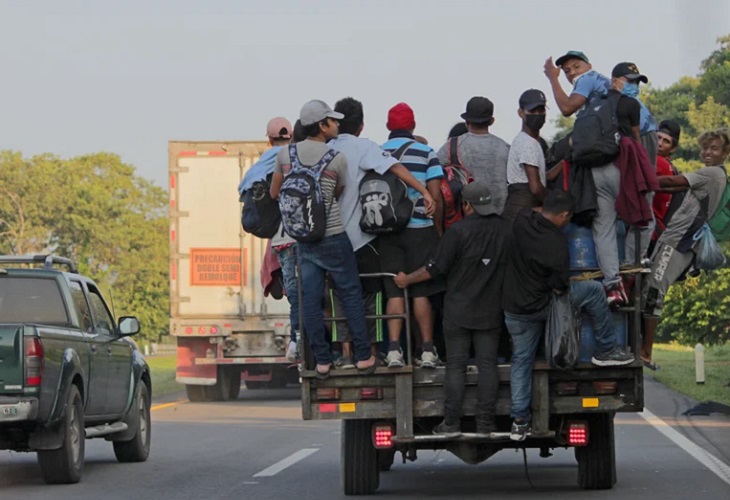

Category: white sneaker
[386, 349, 404, 368]
[420, 350, 439, 369]
[286, 341, 298, 363]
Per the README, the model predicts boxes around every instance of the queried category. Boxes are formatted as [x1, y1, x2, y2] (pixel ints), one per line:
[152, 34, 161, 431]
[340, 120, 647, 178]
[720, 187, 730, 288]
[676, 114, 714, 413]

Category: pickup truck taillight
[25, 337, 44, 386]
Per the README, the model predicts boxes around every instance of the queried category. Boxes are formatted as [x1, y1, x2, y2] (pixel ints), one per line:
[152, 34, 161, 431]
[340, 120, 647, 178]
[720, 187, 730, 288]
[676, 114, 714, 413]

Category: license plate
[2, 407, 18, 416]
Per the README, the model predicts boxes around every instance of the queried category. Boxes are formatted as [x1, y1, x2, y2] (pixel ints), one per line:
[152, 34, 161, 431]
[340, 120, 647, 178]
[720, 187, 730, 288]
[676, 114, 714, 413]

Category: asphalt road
[1, 379, 729, 499]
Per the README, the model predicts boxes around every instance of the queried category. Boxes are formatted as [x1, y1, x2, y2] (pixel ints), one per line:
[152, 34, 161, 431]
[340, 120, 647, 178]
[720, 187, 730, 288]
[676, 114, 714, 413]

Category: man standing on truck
[270, 100, 377, 377]
[503, 191, 634, 442]
[381, 103, 445, 369]
[326, 97, 437, 368]
[436, 96, 510, 215]
[394, 181, 510, 435]
[641, 128, 730, 365]
[239, 117, 300, 361]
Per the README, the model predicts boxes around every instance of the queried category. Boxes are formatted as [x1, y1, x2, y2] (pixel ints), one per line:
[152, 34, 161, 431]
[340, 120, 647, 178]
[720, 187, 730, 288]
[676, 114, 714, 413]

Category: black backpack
[358, 141, 415, 234]
[571, 93, 621, 168]
[240, 175, 281, 239]
[279, 145, 338, 243]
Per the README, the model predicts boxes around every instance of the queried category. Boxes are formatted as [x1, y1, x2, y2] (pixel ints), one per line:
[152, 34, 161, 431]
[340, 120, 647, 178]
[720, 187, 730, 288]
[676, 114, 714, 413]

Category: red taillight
[568, 421, 589, 446]
[359, 387, 383, 400]
[593, 381, 618, 395]
[556, 382, 579, 395]
[372, 423, 394, 449]
[198, 327, 206, 334]
[316, 388, 340, 401]
[210, 326, 219, 335]
[25, 337, 44, 387]
[184, 327, 193, 334]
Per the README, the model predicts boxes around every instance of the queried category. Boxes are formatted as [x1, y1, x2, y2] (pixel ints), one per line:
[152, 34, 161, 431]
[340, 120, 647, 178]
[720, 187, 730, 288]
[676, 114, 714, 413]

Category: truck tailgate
[0, 326, 24, 394]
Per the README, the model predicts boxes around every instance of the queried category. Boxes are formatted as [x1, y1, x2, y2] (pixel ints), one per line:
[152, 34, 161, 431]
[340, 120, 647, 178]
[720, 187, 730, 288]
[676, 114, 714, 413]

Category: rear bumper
[0, 397, 39, 423]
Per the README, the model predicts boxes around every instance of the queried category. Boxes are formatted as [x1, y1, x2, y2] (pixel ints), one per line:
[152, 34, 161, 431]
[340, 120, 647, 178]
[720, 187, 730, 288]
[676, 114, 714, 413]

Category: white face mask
[571, 69, 593, 87]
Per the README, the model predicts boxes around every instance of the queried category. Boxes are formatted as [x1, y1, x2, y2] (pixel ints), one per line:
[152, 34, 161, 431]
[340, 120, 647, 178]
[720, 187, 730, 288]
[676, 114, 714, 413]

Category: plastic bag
[545, 293, 581, 370]
[693, 224, 726, 271]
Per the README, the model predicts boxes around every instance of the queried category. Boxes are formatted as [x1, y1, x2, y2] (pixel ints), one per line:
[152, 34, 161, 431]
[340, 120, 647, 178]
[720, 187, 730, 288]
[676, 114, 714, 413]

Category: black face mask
[525, 114, 546, 131]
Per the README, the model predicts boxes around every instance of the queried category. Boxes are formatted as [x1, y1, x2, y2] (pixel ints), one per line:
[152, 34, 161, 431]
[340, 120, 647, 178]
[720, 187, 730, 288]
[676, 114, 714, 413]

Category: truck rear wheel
[341, 419, 379, 495]
[38, 385, 84, 484]
[378, 448, 396, 471]
[227, 369, 241, 400]
[113, 383, 151, 462]
[185, 384, 210, 402]
[576, 413, 616, 490]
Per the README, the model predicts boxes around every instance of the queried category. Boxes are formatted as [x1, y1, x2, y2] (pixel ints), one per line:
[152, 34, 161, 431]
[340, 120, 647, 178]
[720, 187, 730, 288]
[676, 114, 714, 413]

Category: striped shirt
[382, 133, 444, 228]
[274, 140, 346, 237]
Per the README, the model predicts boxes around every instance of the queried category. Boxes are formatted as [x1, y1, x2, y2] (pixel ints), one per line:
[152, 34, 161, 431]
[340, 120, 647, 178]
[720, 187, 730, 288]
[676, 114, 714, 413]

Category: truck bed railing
[0, 255, 78, 273]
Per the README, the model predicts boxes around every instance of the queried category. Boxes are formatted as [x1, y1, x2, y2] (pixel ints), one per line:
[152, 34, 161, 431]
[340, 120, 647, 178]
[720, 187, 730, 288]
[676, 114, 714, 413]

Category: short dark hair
[448, 122, 468, 138]
[334, 97, 364, 136]
[292, 119, 307, 143]
[303, 119, 328, 138]
[543, 189, 575, 215]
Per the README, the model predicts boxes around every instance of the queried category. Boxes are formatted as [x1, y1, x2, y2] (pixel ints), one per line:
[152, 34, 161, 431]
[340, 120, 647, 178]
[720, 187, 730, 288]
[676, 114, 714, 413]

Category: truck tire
[186, 384, 211, 402]
[203, 367, 235, 401]
[576, 413, 617, 490]
[37, 385, 84, 484]
[227, 369, 241, 400]
[113, 383, 151, 463]
[378, 448, 396, 472]
[341, 419, 379, 495]
[268, 367, 288, 389]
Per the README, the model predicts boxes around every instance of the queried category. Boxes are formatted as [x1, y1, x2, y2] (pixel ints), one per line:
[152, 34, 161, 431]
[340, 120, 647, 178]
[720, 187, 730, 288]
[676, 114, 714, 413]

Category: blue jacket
[237, 147, 282, 197]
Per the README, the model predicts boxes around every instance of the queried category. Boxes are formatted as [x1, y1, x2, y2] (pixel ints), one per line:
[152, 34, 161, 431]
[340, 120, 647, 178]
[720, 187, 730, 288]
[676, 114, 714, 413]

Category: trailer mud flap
[176, 337, 216, 385]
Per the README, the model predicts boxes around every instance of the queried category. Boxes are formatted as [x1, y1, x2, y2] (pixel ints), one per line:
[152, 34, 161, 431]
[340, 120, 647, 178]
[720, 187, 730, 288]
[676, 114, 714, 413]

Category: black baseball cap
[555, 50, 590, 67]
[460, 96, 494, 124]
[658, 120, 681, 142]
[611, 62, 648, 83]
[519, 89, 547, 111]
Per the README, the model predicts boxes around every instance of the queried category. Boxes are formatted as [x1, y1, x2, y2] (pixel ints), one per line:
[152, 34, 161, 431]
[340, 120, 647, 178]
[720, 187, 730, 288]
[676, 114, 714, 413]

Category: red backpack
[441, 136, 473, 229]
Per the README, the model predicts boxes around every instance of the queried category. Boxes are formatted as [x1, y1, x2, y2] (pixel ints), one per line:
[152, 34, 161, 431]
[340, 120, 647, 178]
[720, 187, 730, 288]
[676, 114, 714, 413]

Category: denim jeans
[274, 245, 299, 342]
[297, 232, 370, 365]
[507, 281, 618, 422]
[442, 320, 500, 424]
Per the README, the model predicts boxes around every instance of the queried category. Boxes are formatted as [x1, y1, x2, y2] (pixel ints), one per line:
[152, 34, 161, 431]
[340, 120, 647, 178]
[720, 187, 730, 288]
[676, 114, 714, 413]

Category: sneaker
[510, 420, 531, 442]
[386, 349, 404, 368]
[592, 346, 635, 367]
[335, 355, 356, 370]
[420, 349, 439, 369]
[476, 419, 497, 435]
[433, 420, 461, 437]
[606, 282, 628, 307]
[286, 341, 298, 363]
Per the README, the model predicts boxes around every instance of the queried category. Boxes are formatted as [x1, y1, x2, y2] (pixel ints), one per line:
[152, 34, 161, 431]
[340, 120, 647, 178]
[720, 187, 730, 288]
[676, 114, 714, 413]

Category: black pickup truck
[0, 255, 151, 484]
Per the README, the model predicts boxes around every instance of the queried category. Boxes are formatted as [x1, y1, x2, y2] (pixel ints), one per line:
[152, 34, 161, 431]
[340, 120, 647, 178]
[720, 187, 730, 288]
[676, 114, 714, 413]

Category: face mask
[620, 82, 639, 98]
[525, 114, 546, 131]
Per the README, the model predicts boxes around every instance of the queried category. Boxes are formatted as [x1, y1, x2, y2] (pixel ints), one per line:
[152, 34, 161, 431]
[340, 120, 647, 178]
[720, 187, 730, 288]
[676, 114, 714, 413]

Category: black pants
[443, 320, 500, 423]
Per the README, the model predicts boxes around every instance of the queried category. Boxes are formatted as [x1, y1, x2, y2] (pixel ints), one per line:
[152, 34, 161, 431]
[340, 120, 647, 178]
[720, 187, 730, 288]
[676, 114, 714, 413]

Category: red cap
[386, 103, 415, 131]
[266, 117, 293, 139]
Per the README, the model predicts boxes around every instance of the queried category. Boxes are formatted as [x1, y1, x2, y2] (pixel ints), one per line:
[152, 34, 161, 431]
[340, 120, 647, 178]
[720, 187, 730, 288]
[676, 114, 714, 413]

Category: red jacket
[614, 136, 659, 225]
[260, 240, 283, 299]
[652, 155, 678, 237]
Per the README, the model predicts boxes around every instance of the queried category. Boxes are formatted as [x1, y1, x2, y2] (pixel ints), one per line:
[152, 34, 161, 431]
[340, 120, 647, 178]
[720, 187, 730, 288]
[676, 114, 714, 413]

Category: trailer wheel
[378, 448, 396, 472]
[576, 413, 617, 490]
[185, 384, 210, 402]
[341, 420, 379, 495]
[37, 385, 84, 484]
[227, 369, 241, 400]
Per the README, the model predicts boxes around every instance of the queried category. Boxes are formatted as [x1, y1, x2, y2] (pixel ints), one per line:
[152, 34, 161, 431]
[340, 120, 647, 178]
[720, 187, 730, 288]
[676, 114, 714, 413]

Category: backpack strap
[448, 136, 460, 166]
[391, 140, 415, 162]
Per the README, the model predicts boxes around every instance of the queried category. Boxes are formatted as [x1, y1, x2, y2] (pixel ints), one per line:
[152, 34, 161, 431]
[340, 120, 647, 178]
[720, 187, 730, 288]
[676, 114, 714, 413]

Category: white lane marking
[253, 448, 319, 477]
[640, 409, 730, 486]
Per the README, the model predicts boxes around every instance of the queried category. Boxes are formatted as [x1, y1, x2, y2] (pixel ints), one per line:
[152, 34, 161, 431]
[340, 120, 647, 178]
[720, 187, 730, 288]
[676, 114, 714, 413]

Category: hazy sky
[1, 0, 729, 188]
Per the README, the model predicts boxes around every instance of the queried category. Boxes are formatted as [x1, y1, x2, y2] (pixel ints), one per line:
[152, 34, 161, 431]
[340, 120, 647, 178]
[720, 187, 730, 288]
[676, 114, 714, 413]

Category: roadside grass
[146, 355, 183, 399]
[648, 343, 730, 406]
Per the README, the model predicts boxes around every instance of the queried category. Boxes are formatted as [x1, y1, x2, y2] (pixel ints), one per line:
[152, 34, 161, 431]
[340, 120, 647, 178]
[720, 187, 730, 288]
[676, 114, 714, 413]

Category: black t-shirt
[502, 209, 570, 315]
[428, 213, 511, 330]
[608, 90, 641, 138]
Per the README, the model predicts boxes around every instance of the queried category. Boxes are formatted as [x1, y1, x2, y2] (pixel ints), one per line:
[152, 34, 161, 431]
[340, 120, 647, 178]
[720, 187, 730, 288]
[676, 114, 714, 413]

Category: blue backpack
[279, 144, 338, 242]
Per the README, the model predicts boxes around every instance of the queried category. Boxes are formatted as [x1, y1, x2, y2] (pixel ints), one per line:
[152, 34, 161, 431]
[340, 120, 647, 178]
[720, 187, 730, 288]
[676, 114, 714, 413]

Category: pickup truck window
[87, 286, 115, 334]
[69, 281, 93, 333]
[0, 277, 69, 325]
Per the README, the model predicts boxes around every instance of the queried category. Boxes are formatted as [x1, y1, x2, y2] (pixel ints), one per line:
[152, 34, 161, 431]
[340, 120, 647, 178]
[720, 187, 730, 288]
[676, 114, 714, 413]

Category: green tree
[0, 151, 169, 342]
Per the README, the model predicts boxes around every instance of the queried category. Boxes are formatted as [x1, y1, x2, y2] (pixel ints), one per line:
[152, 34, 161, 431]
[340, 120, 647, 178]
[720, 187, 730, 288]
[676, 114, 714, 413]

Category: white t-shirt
[506, 131, 546, 186]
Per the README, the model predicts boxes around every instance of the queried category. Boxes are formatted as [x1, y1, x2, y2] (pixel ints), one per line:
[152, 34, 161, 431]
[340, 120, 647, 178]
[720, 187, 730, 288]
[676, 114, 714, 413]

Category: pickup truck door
[69, 280, 107, 416]
[86, 285, 132, 415]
